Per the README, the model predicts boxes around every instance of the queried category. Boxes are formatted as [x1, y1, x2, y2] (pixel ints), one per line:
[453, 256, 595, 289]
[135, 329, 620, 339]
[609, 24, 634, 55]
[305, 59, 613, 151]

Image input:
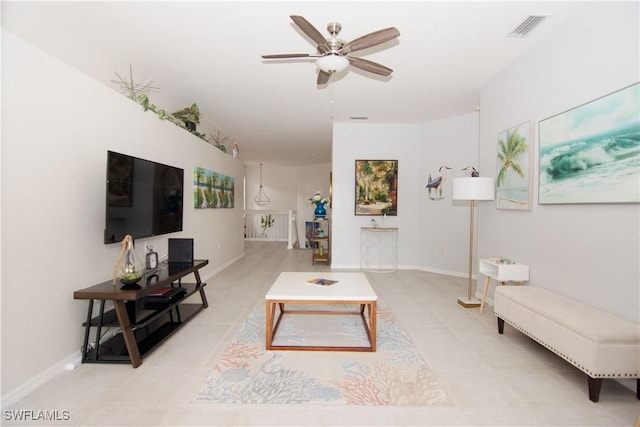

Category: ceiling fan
[262, 15, 400, 85]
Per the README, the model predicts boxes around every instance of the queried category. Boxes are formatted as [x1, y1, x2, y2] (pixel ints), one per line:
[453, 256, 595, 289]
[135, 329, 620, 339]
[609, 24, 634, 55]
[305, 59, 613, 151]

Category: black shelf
[83, 282, 205, 328]
[75, 260, 209, 367]
[83, 304, 204, 363]
[311, 218, 330, 265]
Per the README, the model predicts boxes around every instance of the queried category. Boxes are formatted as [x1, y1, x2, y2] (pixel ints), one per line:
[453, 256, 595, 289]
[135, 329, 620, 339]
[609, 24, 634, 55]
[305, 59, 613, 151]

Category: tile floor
[3, 241, 638, 426]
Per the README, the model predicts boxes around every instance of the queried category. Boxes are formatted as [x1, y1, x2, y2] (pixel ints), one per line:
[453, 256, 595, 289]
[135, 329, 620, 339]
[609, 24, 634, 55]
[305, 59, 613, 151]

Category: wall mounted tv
[105, 151, 184, 244]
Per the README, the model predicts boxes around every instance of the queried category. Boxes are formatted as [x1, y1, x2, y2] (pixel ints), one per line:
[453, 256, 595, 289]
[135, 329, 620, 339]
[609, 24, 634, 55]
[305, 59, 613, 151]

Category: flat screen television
[104, 151, 184, 244]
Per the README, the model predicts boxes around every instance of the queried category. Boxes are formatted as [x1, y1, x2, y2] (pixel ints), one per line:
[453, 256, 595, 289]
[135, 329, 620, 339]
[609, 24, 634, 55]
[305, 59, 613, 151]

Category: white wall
[417, 113, 482, 273]
[332, 117, 478, 274]
[245, 163, 332, 247]
[4, 0, 638, 405]
[332, 124, 418, 269]
[1, 31, 245, 401]
[479, 2, 639, 322]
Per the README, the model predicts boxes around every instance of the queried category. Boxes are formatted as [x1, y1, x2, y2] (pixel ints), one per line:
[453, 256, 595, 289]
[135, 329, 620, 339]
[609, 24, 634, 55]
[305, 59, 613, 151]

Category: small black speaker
[168, 238, 194, 263]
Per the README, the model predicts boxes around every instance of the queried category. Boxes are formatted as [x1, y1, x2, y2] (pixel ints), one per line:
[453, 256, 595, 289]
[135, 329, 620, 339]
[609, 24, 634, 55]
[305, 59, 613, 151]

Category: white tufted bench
[493, 285, 640, 402]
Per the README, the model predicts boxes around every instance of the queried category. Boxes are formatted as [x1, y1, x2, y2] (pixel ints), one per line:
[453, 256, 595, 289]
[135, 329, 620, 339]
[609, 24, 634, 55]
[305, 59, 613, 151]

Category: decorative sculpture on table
[112, 234, 142, 288]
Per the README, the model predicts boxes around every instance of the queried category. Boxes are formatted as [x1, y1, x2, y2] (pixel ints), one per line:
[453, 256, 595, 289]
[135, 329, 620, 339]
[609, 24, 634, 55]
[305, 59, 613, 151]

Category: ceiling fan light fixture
[317, 54, 349, 73]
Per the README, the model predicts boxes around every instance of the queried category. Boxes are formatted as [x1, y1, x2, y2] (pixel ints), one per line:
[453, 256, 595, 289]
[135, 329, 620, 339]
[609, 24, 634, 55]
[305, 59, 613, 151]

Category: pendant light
[253, 163, 270, 206]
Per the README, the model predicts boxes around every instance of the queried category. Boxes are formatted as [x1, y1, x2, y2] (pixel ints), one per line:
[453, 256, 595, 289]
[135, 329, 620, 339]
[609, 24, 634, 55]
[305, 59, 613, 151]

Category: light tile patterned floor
[4, 241, 638, 426]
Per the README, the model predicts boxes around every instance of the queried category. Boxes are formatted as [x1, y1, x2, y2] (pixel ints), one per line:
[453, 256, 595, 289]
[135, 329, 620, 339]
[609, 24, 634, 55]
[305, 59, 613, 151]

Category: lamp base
[457, 297, 481, 308]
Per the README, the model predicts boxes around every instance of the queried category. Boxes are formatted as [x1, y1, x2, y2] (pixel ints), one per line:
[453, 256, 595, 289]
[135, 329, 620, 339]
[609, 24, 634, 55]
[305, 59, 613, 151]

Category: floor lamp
[452, 177, 495, 308]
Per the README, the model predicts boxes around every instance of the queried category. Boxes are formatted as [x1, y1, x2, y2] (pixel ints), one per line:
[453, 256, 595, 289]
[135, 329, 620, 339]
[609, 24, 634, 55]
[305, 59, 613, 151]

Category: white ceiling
[3, 1, 589, 166]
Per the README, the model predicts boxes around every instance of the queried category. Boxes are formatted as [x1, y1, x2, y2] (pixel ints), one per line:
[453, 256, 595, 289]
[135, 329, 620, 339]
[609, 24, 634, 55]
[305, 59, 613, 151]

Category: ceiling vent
[508, 15, 549, 38]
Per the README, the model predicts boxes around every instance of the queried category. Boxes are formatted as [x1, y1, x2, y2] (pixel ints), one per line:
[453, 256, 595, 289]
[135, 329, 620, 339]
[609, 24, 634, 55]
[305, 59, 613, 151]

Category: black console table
[73, 260, 208, 367]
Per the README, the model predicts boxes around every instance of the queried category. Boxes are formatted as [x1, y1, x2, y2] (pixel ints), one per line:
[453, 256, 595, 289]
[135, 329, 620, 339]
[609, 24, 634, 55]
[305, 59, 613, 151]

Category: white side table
[479, 258, 530, 313]
[360, 227, 398, 272]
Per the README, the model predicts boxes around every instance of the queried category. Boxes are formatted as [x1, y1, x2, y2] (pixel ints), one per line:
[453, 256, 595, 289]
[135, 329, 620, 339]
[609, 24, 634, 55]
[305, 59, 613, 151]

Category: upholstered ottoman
[493, 285, 640, 402]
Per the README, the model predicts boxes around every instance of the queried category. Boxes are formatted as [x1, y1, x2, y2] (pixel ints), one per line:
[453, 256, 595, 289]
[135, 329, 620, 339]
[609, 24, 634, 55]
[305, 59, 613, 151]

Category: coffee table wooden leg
[265, 299, 378, 352]
[265, 300, 274, 349]
[113, 300, 142, 368]
[370, 301, 377, 351]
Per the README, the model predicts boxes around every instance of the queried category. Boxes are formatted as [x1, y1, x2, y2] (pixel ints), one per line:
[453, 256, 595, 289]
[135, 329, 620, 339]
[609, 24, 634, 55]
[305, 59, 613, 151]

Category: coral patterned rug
[195, 300, 450, 406]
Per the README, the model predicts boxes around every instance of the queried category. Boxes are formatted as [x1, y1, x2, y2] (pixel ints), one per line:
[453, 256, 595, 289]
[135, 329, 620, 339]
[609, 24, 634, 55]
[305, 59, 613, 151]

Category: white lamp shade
[317, 55, 349, 73]
[452, 177, 495, 201]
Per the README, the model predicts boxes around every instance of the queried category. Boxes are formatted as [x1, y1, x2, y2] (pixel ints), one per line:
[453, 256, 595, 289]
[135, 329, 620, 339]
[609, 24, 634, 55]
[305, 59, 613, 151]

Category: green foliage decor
[260, 214, 275, 236]
[135, 95, 232, 155]
[172, 103, 200, 125]
[209, 131, 228, 153]
[135, 94, 207, 140]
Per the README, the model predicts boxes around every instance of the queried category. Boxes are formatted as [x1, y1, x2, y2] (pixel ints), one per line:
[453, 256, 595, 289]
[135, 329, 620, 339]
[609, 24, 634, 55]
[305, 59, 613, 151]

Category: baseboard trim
[1, 352, 81, 409]
[203, 252, 244, 282]
[1, 252, 246, 409]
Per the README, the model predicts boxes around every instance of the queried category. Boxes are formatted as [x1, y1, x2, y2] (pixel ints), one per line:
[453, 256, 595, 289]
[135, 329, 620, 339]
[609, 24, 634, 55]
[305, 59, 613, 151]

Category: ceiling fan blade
[347, 57, 393, 76]
[290, 15, 330, 54]
[317, 70, 331, 85]
[340, 27, 400, 55]
[262, 53, 312, 59]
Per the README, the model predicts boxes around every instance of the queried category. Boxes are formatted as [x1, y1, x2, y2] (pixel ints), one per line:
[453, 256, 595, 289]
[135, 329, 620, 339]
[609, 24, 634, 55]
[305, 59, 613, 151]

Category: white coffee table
[265, 272, 378, 352]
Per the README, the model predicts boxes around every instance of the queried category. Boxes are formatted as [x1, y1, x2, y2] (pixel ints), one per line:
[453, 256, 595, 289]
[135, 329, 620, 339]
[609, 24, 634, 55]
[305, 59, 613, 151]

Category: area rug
[195, 300, 450, 406]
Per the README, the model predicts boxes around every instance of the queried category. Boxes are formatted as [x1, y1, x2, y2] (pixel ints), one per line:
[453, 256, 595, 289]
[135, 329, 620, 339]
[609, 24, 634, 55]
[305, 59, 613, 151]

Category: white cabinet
[360, 227, 398, 272]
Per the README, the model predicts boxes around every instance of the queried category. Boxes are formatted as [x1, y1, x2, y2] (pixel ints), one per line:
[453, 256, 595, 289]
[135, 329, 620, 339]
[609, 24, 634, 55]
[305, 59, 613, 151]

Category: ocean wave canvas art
[538, 82, 639, 204]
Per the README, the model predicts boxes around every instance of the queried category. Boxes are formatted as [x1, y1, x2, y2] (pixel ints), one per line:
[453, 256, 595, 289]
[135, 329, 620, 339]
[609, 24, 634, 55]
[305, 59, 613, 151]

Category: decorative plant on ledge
[135, 94, 207, 140]
[260, 214, 275, 238]
[209, 130, 228, 153]
[172, 103, 200, 132]
[114, 67, 216, 142]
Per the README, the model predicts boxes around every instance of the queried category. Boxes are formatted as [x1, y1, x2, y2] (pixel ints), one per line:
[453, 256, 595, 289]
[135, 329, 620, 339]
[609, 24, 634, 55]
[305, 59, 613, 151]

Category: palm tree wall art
[193, 167, 235, 209]
[496, 121, 532, 210]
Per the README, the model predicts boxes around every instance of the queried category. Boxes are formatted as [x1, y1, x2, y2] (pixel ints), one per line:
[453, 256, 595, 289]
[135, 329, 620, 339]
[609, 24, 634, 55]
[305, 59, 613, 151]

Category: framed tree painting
[193, 167, 235, 209]
[496, 121, 533, 210]
[355, 160, 398, 216]
[539, 82, 639, 204]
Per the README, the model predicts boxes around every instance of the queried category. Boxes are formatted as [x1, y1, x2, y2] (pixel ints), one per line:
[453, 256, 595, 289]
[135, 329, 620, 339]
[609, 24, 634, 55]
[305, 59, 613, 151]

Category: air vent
[508, 15, 549, 38]
[350, 116, 369, 120]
